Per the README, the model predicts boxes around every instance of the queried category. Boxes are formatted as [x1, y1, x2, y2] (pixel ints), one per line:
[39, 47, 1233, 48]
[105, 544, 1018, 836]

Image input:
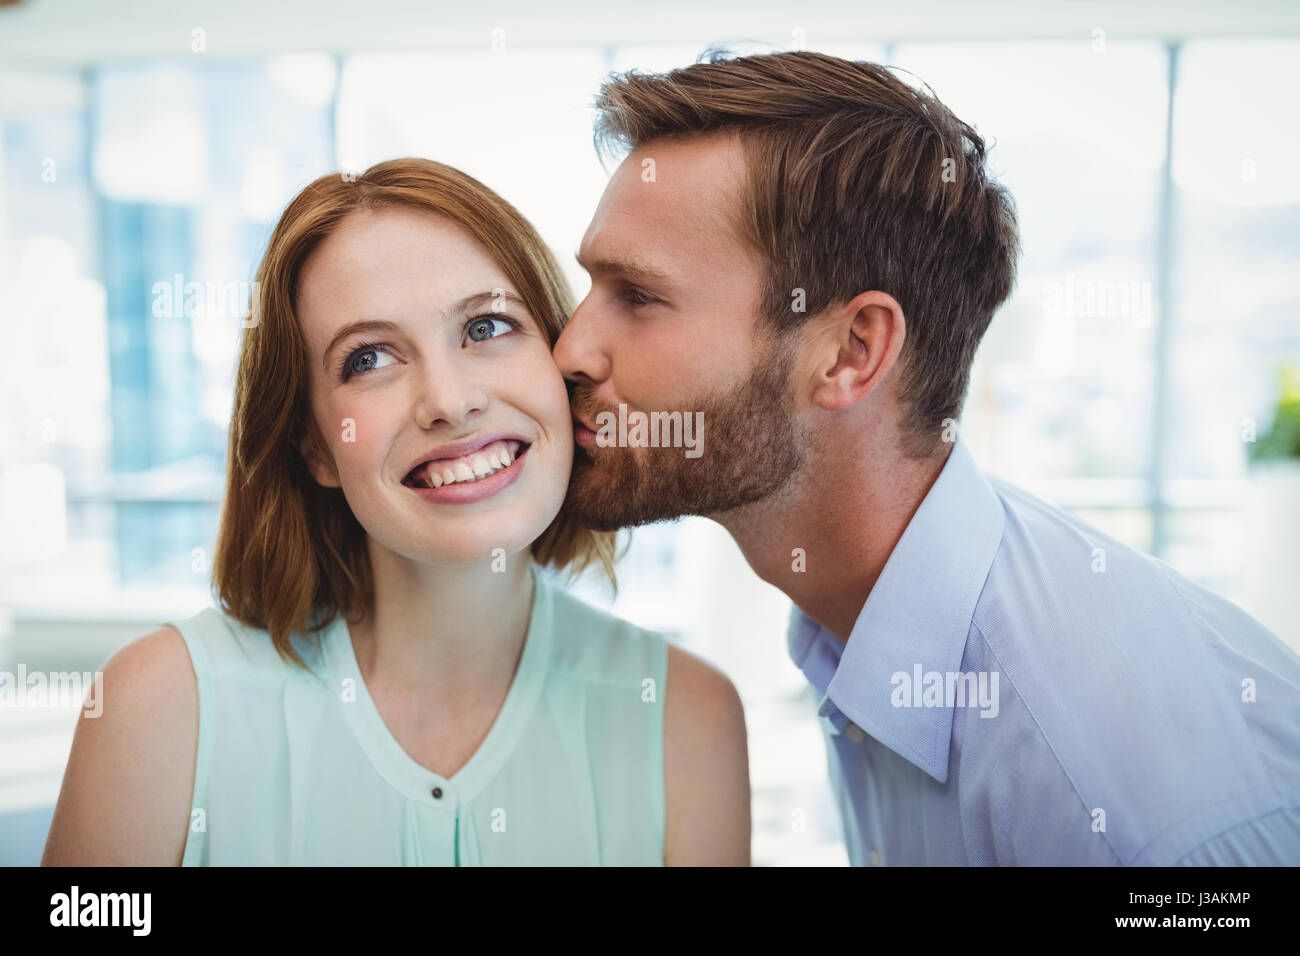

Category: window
[3, 37, 1296, 866]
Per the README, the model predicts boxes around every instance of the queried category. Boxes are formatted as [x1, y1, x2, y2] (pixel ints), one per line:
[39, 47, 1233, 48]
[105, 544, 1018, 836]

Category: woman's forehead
[297, 207, 509, 325]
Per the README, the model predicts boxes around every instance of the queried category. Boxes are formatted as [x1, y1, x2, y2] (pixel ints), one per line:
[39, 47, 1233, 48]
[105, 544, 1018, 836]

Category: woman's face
[295, 205, 572, 565]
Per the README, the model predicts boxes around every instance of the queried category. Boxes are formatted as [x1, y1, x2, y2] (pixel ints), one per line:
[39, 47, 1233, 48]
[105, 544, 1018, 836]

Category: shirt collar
[786, 434, 1006, 783]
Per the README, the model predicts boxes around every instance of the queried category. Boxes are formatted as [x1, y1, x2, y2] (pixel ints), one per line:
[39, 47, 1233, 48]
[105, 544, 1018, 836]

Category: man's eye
[622, 286, 656, 307]
[466, 315, 515, 342]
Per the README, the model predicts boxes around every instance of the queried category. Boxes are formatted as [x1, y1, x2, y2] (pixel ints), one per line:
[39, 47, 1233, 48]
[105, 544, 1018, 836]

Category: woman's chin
[372, 504, 562, 568]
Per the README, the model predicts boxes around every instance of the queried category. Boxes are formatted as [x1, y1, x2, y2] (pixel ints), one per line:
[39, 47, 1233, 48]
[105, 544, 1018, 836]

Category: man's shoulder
[976, 474, 1278, 656]
[964, 475, 1300, 863]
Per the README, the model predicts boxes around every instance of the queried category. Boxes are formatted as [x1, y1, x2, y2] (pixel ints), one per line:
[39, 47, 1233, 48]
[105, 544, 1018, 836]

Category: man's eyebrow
[573, 250, 671, 284]
[321, 290, 527, 372]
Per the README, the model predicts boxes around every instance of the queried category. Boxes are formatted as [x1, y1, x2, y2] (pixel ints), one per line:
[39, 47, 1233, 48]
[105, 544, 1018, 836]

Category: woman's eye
[466, 315, 514, 342]
[345, 345, 395, 377]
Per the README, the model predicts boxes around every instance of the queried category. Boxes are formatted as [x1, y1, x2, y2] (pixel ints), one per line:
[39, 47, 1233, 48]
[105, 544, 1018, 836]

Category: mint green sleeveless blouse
[163, 565, 668, 865]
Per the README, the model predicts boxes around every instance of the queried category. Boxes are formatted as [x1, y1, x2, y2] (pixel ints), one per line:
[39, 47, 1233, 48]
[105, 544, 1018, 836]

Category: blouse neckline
[321, 563, 551, 806]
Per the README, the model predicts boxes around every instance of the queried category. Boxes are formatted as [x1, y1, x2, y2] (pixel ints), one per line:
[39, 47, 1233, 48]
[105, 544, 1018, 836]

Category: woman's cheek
[520, 350, 574, 440]
[325, 401, 387, 481]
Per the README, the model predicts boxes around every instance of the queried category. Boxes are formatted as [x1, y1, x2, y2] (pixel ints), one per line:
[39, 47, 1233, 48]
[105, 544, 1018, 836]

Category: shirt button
[846, 723, 866, 743]
[431, 787, 443, 799]
[869, 849, 884, 866]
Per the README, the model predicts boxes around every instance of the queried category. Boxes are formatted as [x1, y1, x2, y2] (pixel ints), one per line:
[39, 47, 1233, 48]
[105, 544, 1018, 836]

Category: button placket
[426, 779, 458, 811]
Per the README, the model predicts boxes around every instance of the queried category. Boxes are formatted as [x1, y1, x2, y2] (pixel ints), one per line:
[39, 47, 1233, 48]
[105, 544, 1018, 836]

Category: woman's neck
[347, 543, 535, 709]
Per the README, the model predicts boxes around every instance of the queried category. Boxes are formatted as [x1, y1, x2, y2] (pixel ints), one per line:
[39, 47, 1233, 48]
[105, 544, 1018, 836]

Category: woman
[42, 158, 750, 865]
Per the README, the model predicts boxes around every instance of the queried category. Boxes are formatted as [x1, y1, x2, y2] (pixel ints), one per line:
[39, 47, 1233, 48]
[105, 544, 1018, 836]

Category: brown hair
[592, 49, 1021, 457]
[213, 158, 615, 668]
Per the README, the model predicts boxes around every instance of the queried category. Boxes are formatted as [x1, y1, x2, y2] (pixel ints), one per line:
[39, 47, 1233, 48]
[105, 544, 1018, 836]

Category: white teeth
[410, 439, 526, 489]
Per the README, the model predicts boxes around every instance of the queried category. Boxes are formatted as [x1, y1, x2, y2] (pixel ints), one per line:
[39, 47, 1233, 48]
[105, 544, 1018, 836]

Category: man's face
[554, 134, 809, 530]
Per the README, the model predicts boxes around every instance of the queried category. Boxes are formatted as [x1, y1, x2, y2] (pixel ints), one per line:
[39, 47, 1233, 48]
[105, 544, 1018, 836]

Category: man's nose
[554, 292, 612, 386]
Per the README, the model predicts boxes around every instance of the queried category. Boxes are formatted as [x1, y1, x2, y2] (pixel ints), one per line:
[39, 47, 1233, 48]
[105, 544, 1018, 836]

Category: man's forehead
[580, 133, 751, 269]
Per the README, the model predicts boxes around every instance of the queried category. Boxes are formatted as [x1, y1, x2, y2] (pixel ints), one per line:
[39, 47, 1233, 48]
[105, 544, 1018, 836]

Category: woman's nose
[412, 359, 489, 430]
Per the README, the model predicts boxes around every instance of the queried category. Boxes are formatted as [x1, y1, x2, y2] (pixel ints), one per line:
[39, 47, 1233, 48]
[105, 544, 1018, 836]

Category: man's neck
[715, 433, 951, 643]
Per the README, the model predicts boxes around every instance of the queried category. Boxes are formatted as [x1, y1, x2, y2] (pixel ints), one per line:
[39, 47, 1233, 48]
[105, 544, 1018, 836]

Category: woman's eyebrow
[321, 291, 528, 371]
[323, 319, 402, 372]
[452, 289, 527, 315]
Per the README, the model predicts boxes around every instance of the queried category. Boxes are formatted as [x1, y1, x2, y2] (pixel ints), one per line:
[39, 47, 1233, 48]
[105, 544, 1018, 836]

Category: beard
[564, 337, 808, 531]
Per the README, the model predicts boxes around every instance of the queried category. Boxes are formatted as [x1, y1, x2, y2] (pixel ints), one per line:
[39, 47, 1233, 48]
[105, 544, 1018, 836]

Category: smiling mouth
[402, 439, 529, 489]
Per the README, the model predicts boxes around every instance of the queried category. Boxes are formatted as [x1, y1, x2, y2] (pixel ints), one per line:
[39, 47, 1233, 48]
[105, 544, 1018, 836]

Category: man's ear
[298, 426, 341, 488]
[807, 290, 906, 412]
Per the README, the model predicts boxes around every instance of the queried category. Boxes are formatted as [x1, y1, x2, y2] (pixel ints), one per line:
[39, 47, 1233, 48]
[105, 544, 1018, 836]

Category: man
[553, 50, 1300, 865]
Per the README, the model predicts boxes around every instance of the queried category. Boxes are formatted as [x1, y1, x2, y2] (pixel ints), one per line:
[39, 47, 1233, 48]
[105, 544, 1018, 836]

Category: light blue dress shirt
[788, 435, 1300, 865]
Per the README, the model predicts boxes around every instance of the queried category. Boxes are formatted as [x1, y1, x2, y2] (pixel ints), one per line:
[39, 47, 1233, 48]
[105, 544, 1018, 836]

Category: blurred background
[1, 0, 1298, 866]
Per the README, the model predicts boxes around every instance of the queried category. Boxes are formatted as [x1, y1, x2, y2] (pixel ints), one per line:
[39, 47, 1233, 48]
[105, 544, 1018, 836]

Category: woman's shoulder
[541, 575, 671, 687]
[42, 623, 200, 864]
[537, 576, 751, 864]
[162, 605, 327, 682]
[538, 573, 744, 712]
[661, 637, 752, 864]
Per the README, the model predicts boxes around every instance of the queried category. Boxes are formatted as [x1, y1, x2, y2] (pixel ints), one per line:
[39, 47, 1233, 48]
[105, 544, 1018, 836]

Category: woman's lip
[403, 444, 528, 504]
[404, 436, 527, 481]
